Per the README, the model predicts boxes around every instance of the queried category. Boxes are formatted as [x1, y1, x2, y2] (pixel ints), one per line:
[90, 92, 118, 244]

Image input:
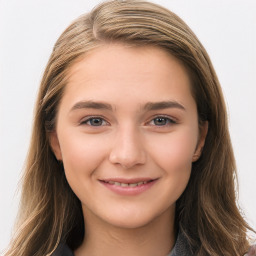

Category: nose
[109, 126, 146, 169]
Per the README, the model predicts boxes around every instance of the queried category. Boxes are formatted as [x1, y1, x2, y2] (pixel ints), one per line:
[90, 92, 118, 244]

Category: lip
[99, 177, 158, 196]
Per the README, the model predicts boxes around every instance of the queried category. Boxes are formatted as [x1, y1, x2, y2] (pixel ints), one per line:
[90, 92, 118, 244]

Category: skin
[50, 44, 208, 256]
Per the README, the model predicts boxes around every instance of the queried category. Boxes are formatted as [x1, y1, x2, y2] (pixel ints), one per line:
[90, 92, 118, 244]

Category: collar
[168, 228, 192, 256]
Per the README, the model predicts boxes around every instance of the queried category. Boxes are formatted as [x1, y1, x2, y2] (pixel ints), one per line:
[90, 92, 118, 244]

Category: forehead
[68, 44, 191, 86]
[61, 43, 194, 109]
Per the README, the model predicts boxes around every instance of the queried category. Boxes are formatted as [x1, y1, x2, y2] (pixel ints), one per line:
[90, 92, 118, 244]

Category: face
[50, 44, 207, 229]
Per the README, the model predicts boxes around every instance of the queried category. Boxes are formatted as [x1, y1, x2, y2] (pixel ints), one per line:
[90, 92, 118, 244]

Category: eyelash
[80, 115, 176, 127]
[80, 116, 109, 126]
[147, 115, 177, 126]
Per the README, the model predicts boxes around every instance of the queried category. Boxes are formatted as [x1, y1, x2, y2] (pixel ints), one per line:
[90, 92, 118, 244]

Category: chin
[101, 206, 172, 230]
[107, 216, 155, 230]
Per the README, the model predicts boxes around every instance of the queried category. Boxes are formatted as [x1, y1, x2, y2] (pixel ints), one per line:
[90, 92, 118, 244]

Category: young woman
[5, 1, 255, 255]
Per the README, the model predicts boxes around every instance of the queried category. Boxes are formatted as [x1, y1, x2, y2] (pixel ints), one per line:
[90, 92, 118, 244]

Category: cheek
[58, 132, 111, 201]
[146, 128, 198, 196]
[58, 131, 109, 177]
[148, 128, 198, 167]
[151, 131, 196, 201]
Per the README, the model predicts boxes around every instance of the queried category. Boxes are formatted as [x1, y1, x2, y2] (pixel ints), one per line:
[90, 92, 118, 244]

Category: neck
[75, 207, 176, 256]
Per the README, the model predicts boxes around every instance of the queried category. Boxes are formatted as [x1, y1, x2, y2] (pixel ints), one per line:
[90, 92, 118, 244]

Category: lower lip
[99, 180, 158, 196]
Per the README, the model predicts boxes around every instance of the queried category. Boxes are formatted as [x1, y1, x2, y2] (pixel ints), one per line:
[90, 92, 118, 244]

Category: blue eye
[150, 117, 175, 126]
[81, 117, 107, 126]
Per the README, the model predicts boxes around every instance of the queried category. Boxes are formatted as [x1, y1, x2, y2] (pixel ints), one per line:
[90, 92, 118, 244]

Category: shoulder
[51, 243, 74, 256]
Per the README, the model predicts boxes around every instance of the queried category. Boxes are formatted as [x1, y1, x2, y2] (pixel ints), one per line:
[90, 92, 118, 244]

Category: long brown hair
[5, 1, 254, 255]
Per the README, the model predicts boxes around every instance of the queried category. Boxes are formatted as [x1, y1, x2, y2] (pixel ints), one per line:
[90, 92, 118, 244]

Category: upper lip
[99, 177, 158, 184]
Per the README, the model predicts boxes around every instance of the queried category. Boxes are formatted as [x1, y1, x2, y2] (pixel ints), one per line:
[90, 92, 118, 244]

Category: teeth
[129, 183, 138, 187]
[107, 181, 150, 187]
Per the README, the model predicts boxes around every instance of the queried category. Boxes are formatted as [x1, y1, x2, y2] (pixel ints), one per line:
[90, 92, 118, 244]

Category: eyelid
[146, 115, 177, 126]
[79, 115, 110, 126]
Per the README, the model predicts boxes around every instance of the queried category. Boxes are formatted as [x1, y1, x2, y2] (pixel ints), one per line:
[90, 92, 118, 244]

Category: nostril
[109, 150, 146, 168]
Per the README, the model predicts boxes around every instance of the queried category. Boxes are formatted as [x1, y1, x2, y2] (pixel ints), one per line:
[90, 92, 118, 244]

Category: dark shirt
[51, 243, 73, 256]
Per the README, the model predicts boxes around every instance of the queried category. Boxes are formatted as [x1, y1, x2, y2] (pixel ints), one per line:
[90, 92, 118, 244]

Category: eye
[81, 117, 108, 126]
[149, 116, 176, 126]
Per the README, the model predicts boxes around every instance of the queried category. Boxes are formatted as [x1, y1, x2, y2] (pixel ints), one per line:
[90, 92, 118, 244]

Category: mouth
[99, 178, 158, 196]
[101, 180, 154, 187]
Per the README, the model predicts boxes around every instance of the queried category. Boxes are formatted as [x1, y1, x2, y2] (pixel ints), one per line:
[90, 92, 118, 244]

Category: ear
[49, 131, 62, 161]
[192, 121, 208, 162]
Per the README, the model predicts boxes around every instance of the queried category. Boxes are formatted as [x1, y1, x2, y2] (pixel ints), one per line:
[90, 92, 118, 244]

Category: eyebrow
[70, 100, 185, 112]
[143, 101, 186, 111]
[70, 101, 113, 112]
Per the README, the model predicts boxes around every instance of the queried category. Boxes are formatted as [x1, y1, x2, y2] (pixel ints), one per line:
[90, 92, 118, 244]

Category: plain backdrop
[0, 0, 255, 252]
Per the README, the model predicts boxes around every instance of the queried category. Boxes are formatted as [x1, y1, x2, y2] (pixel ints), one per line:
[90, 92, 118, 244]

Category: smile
[99, 178, 158, 196]
[103, 180, 151, 187]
